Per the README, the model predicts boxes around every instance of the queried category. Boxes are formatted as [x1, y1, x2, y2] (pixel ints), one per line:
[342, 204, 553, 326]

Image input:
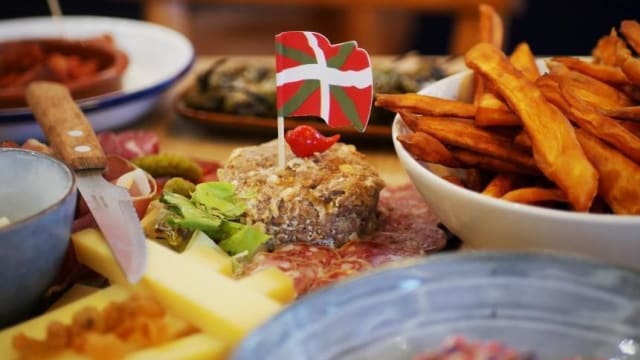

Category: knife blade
[25, 81, 147, 283]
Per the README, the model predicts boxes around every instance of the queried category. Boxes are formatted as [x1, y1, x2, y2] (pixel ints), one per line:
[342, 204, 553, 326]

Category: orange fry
[513, 130, 532, 151]
[600, 105, 640, 121]
[576, 129, 640, 215]
[622, 57, 640, 87]
[475, 93, 521, 127]
[620, 85, 640, 103]
[620, 20, 640, 54]
[501, 187, 568, 205]
[551, 56, 630, 86]
[478, 4, 504, 49]
[400, 112, 536, 169]
[397, 132, 460, 168]
[465, 43, 598, 211]
[474, 4, 504, 103]
[450, 148, 540, 175]
[509, 42, 540, 82]
[558, 83, 640, 164]
[621, 120, 640, 138]
[375, 93, 476, 118]
[546, 61, 634, 108]
[592, 28, 631, 66]
[482, 173, 518, 197]
[535, 74, 568, 109]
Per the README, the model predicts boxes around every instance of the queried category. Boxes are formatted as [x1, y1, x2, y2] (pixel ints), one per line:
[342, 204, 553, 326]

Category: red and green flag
[275, 31, 373, 132]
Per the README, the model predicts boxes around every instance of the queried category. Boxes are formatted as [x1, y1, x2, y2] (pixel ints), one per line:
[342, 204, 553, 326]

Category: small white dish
[0, 16, 194, 141]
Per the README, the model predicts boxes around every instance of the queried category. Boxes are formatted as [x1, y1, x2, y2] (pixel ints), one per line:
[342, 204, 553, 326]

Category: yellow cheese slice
[72, 229, 282, 345]
[47, 284, 102, 312]
[71, 230, 233, 285]
[126, 333, 227, 360]
[185, 231, 233, 276]
[239, 267, 295, 304]
[140, 238, 281, 345]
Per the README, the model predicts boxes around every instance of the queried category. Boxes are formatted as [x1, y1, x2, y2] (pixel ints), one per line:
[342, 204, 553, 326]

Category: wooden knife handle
[26, 81, 107, 170]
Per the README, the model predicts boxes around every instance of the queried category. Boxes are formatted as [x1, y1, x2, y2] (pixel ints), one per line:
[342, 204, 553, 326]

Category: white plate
[0, 16, 194, 142]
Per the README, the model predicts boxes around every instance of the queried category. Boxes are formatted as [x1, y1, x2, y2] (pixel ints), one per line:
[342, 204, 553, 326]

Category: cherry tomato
[285, 125, 340, 157]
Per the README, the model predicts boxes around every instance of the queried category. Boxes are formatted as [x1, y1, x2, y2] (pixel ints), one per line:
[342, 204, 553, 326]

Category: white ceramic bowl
[392, 70, 640, 270]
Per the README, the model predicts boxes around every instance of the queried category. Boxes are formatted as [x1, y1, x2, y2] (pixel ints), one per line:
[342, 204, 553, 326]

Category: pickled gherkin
[163, 177, 196, 197]
[133, 153, 203, 183]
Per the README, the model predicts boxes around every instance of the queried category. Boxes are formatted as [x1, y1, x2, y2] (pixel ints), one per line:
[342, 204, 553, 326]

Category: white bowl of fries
[390, 39, 640, 270]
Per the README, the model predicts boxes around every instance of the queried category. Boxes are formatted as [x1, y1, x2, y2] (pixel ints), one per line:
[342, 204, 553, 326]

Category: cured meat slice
[372, 184, 447, 255]
[274, 243, 340, 267]
[366, 230, 446, 257]
[338, 240, 404, 266]
[243, 183, 448, 297]
[377, 183, 441, 233]
[98, 130, 159, 160]
[312, 258, 372, 290]
[194, 158, 221, 183]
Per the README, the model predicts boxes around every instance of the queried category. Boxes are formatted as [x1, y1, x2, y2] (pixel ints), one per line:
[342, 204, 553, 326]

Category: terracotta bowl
[0, 37, 128, 108]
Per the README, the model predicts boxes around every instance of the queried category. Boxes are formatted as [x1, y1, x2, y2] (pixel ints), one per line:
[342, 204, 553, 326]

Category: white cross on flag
[275, 31, 373, 131]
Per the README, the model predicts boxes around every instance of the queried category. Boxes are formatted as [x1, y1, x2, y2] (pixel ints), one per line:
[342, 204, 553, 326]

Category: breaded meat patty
[218, 139, 385, 248]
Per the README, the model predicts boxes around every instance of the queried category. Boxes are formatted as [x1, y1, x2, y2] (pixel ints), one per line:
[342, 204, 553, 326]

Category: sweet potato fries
[375, 10, 640, 215]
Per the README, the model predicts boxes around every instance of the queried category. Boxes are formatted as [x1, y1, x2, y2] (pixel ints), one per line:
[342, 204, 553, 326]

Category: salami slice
[367, 230, 446, 257]
[377, 183, 441, 232]
[243, 183, 448, 297]
[338, 240, 404, 266]
[312, 258, 372, 291]
[274, 243, 340, 267]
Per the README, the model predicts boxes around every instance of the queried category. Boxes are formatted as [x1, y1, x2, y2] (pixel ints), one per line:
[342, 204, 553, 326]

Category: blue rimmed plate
[0, 16, 194, 141]
[233, 252, 640, 360]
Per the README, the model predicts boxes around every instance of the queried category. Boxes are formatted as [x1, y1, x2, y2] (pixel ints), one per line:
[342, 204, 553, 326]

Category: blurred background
[1, 0, 638, 56]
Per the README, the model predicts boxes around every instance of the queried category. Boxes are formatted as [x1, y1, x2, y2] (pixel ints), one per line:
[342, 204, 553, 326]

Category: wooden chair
[142, 0, 523, 54]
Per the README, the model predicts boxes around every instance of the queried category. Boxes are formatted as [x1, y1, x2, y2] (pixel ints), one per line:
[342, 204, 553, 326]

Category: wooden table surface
[127, 56, 411, 187]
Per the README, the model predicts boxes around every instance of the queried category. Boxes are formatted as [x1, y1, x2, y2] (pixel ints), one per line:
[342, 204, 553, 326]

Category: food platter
[0, 16, 194, 142]
[2, 5, 640, 359]
[174, 99, 394, 143]
[174, 54, 449, 144]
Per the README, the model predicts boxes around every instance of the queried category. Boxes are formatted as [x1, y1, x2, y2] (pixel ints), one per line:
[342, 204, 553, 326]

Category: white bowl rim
[392, 70, 640, 225]
[0, 148, 76, 232]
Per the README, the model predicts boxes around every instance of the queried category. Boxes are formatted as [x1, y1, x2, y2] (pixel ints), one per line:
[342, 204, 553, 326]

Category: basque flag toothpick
[274, 31, 373, 167]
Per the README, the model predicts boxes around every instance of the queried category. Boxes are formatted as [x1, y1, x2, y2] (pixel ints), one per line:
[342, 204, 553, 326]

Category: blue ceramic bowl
[233, 252, 640, 360]
[0, 148, 77, 328]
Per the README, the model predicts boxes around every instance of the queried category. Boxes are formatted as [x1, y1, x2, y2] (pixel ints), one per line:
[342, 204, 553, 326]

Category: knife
[25, 81, 147, 283]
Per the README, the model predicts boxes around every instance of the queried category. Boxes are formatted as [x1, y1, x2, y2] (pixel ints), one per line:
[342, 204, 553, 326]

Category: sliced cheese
[47, 284, 102, 312]
[240, 267, 295, 304]
[0, 286, 130, 360]
[126, 333, 227, 360]
[72, 229, 282, 345]
[71, 230, 233, 285]
[72, 229, 129, 285]
[186, 231, 233, 276]
[141, 239, 281, 345]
